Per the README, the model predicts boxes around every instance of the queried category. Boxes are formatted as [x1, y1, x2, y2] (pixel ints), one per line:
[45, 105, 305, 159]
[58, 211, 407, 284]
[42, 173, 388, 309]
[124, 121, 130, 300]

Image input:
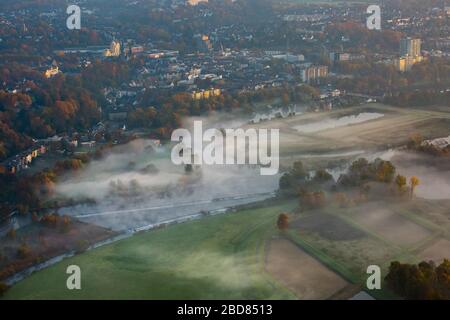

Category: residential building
[396, 37, 423, 72]
[395, 55, 423, 72]
[104, 40, 121, 57]
[191, 88, 221, 100]
[272, 54, 305, 63]
[400, 37, 421, 57]
[301, 65, 328, 83]
[329, 52, 351, 62]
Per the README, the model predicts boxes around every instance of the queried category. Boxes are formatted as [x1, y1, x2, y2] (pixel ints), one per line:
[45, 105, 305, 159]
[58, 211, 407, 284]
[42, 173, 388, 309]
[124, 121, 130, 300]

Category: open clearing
[265, 238, 348, 299]
[419, 239, 450, 264]
[290, 213, 366, 241]
[350, 205, 432, 247]
[400, 199, 450, 231]
[288, 210, 398, 280]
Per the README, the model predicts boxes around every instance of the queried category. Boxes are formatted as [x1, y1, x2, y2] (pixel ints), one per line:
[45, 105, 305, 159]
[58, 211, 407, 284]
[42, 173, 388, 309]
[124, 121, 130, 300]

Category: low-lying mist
[293, 112, 384, 133]
[55, 110, 450, 232]
[56, 112, 281, 231]
[388, 150, 450, 200]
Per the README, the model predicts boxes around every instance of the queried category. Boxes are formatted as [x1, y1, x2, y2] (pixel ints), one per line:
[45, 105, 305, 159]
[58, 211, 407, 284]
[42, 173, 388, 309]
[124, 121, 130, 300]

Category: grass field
[4, 196, 449, 300]
[249, 103, 450, 161]
[3, 197, 450, 300]
[2, 202, 298, 300]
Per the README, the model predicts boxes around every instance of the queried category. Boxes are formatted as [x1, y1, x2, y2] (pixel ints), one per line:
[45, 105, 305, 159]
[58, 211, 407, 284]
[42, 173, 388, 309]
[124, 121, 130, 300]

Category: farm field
[419, 239, 450, 264]
[265, 238, 349, 299]
[350, 205, 432, 247]
[285, 198, 450, 297]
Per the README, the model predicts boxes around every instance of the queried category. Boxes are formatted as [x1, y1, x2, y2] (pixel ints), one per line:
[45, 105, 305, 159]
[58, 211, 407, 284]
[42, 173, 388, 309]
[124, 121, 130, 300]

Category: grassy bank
[3, 201, 297, 300]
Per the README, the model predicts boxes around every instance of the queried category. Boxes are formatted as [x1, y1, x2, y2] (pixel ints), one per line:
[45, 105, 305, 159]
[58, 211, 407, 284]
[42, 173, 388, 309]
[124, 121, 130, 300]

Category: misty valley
[1, 0, 450, 305]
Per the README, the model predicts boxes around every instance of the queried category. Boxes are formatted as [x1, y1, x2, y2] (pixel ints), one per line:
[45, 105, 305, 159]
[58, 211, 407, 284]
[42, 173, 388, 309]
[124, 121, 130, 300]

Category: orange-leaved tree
[277, 213, 289, 231]
[409, 176, 420, 199]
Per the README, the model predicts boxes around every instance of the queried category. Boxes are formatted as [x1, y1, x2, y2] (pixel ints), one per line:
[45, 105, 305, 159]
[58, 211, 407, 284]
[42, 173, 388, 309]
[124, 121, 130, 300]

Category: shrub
[0, 282, 9, 297]
[17, 243, 31, 259]
[277, 213, 289, 231]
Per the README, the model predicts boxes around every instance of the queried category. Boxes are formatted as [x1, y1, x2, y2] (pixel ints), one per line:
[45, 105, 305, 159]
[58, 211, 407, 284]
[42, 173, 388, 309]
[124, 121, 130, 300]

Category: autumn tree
[335, 192, 351, 208]
[277, 213, 289, 231]
[278, 161, 310, 196]
[385, 259, 450, 300]
[407, 133, 423, 150]
[395, 175, 407, 194]
[300, 190, 326, 210]
[375, 160, 396, 183]
[409, 176, 420, 199]
[313, 169, 333, 184]
[127, 107, 157, 129]
[291, 161, 307, 180]
[339, 158, 397, 187]
[313, 191, 326, 208]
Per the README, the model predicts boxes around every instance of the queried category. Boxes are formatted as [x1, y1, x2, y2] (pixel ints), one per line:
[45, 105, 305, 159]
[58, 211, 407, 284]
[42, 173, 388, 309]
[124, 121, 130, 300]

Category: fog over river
[57, 112, 281, 231]
[57, 140, 279, 231]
